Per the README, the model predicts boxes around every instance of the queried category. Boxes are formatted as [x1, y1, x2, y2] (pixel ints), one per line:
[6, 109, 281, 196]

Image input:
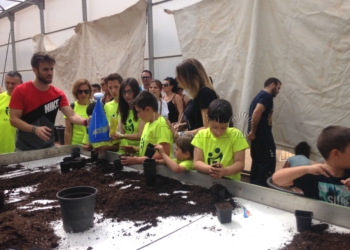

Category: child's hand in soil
[341, 178, 350, 191]
[209, 163, 224, 179]
[154, 144, 164, 154]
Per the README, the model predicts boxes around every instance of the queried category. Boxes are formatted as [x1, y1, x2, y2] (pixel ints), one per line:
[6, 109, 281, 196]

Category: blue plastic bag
[89, 93, 110, 143]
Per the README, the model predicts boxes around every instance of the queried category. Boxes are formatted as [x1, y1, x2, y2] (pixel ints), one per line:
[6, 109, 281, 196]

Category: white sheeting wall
[172, 0, 350, 160]
[32, 0, 147, 125]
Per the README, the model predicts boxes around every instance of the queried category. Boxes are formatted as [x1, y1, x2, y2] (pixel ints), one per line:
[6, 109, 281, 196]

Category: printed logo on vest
[207, 148, 223, 165]
[124, 119, 135, 133]
[44, 99, 60, 114]
[5, 106, 10, 116]
[140, 137, 145, 153]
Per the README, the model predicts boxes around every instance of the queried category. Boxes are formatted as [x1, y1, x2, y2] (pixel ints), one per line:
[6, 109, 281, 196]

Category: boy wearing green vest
[120, 91, 173, 165]
[0, 71, 22, 154]
[192, 99, 249, 181]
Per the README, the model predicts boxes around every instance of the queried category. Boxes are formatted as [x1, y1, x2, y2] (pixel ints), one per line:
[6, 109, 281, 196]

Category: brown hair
[72, 79, 92, 100]
[150, 79, 162, 98]
[31, 52, 56, 69]
[106, 73, 123, 85]
[317, 126, 350, 159]
[176, 58, 216, 98]
[176, 134, 194, 159]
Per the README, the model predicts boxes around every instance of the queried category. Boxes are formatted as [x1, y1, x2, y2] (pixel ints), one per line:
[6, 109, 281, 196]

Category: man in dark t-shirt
[10, 52, 88, 151]
[248, 77, 282, 187]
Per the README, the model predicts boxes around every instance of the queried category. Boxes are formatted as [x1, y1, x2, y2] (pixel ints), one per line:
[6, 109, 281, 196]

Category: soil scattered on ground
[0, 162, 239, 249]
[282, 223, 350, 250]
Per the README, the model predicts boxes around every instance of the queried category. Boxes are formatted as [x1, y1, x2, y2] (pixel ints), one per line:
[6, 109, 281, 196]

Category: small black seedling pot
[144, 143, 156, 158]
[210, 184, 226, 199]
[91, 150, 98, 162]
[143, 158, 157, 186]
[60, 161, 71, 173]
[71, 158, 85, 169]
[215, 202, 233, 224]
[63, 156, 73, 162]
[71, 147, 80, 158]
[0, 190, 4, 210]
[295, 210, 313, 232]
[56, 186, 97, 233]
[113, 159, 123, 173]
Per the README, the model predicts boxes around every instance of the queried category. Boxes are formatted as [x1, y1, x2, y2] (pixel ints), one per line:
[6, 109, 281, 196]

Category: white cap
[94, 93, 104, 99]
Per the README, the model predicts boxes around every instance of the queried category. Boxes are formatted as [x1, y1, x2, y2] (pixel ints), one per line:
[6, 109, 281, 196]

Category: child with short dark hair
[273, 126, 350, 207]
[120, 91, 173, 165]
[154, 134, 194, 173]
[192, 99, 249, 180]
[283, 141, 312, 168]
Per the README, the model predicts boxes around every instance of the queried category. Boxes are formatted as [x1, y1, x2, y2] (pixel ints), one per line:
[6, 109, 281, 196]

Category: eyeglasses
[77, 90, 90, 95]
[142, 76, 150, 80]
[178, 88, 184, 91]
[162, 84, 169, 87]
[122, 89, 133, 96]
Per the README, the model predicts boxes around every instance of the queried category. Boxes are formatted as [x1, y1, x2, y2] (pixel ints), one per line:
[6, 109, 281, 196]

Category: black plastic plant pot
[113, 159, 123, 173]
[215, 202, 233, 224]
[71, 147, 81, 158]
[56, 186, 97, 233]
[295, 210, 313, 232]
[144, 143, 156, 158]
[91, 150, 98, 162]
[60, 162, 71, 173]
[0, 190, 4, 210]
[143, 158, 157, 186]
[56, 127, 65, 145]
[63, 156, 73, 162]
[210, 184, 226, 199]
[71, 159, 85, 169]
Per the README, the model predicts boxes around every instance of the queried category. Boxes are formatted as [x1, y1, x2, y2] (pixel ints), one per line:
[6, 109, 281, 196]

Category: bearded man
[248, 77, 282, 187]
[10, 52, 87, 151]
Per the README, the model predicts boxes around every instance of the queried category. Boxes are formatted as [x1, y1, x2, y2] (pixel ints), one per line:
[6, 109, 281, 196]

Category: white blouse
[158, 99, 169, 119]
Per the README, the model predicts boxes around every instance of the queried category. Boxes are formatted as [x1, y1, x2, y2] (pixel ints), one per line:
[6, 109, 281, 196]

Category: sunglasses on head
[77, 90, 90, 94]
[162, 84, 169, 87]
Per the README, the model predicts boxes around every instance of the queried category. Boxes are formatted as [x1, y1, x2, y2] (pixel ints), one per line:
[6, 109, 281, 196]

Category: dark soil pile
[0, 162, 239, 249]
[282, 224, 350, 250]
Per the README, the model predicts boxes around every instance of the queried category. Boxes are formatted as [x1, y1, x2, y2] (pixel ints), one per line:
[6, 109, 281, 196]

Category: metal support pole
[8, 13, 17, 71]
[82, 0, 87, 22]
[36, 0, 45, 34]
[147, 0, 154, 74]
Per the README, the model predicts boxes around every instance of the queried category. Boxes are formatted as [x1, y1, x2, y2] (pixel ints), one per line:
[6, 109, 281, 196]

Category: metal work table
[1, 146, 349, 250]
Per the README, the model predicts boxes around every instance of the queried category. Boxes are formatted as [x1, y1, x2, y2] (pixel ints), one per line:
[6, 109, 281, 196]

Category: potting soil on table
[0, 163, 239, 250]
[281, 224, 350, 250]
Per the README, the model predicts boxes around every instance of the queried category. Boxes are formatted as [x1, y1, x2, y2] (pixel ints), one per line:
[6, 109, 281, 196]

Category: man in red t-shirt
[10, 52, 88, 151]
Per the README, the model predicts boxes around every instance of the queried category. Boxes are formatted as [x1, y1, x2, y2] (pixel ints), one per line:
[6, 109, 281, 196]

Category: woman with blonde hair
[176, 58, 218, 134]
[64, 79, 92, 145]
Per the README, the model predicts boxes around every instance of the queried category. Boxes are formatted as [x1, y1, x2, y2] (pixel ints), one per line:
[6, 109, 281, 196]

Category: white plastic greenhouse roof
[0, 0, 40, 19]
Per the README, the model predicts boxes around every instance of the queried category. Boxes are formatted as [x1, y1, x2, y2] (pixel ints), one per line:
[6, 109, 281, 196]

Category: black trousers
[250, 137, 276, 187]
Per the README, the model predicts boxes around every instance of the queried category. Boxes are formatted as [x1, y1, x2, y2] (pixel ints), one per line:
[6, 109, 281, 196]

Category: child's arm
[272, 164, 334, 186]
[114, 120, 145, 141]
[154, 144, 187, 173]
[120, 143, 169, 166]
[209, 150, 245, 179]
[193, 146, 212, 174]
